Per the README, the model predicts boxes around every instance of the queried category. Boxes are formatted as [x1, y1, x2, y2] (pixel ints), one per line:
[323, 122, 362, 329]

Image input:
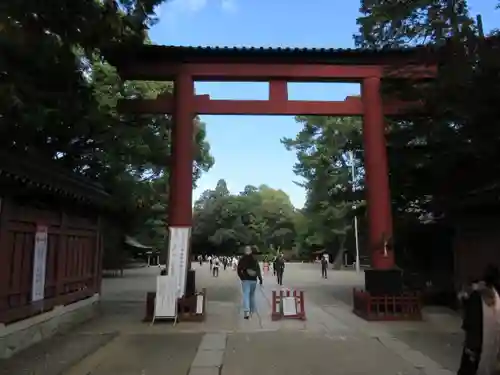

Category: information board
[154, 275, 177, 320]
[282, 296, 298, 316]
[196, 294, 204, 314]
[32, 225, 48, 302]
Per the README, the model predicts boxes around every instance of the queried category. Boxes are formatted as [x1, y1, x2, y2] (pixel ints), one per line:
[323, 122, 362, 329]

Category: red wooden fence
[0, 198, 102, 324]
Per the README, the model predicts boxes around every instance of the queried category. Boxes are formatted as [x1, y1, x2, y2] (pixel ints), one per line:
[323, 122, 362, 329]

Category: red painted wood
[361, 77, 394, 269]
[118, 96, 419, 116]
[169, 73, 195, 227]
[195, 98, 363, 116]
[269, 81, 288, 101]
[352, 288, 422, 321]
[112, 51, 438, 281]
[117, 62, 436, 82]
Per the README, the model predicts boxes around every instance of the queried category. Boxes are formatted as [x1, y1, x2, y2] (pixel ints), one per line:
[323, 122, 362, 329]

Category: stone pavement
[0, 263, 463, 375]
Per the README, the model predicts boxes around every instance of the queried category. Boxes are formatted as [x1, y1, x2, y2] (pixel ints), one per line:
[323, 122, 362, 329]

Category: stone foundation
[0, 293, 100, 359]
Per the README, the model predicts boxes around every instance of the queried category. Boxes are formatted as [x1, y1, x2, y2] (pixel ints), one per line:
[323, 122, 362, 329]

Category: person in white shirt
[212, 256, 220, 277]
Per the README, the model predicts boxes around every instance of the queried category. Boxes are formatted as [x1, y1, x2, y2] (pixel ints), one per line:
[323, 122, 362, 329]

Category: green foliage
[192, 181, 298, 255]
[355, 0, 500, 220]
[282, 116, 362, 256]
[355, 0, 475, 48]
[1, 0, 215, 256]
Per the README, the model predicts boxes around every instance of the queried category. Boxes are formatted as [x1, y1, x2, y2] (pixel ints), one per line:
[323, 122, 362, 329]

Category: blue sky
[149, 0, 498, 208]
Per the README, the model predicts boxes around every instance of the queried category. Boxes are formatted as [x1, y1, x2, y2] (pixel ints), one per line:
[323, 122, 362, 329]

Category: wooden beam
[117, 62, 436, 82]
[269, 80, 288, 101]
[195, 97, 363, 116]
[117, 95, 422, 116]
[185, 63, 383, 81]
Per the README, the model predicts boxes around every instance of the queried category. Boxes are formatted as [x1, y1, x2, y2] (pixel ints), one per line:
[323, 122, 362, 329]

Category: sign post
[32, 225, 48, 302]
[152, 275, 178, 325]
[152, 227, 191, 325]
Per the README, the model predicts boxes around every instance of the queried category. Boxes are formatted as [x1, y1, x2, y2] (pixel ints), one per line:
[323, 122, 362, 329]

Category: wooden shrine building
[0, 152, 112, 358]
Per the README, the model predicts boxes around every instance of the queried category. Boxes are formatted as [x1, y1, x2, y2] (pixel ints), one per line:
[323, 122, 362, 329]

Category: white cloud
[220, 0, 237, 13]
[153, 4, 162, 17]
[166, 0, 236, 15]
[186, 0, 208, 12]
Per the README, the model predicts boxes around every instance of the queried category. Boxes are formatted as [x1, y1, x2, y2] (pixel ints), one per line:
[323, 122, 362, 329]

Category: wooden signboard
[32, 225, 48, 302]
[282, 296, 298, 316]
[152, 275, 177, 324]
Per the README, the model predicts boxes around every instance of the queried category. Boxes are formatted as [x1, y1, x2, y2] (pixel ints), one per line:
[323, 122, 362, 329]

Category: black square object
[364, 269, 403, 296]
[186, 269, 196, 296]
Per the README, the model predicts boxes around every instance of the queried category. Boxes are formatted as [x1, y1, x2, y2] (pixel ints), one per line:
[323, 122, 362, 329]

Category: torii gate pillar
[166, 72, 195, 293]
[362, 77, 394, 269]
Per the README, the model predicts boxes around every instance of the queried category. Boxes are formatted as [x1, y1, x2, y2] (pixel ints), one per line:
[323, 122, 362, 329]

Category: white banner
[154, 275, 177, 319]
[32, 225, 48, 302]
[167, 227, 191, 298]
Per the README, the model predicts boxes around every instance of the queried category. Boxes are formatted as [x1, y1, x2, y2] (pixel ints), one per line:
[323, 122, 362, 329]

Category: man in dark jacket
[458, 265, 500, 375]
[321, 256, 328, 279]
[237, 246, 263, 319]
[275, 253, 285, 286]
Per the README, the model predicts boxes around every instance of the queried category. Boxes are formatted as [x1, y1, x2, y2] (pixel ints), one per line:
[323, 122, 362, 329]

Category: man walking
[321, 255, 328, 279]
[237, 246, 263, 319]
[275, 253, 285, 286]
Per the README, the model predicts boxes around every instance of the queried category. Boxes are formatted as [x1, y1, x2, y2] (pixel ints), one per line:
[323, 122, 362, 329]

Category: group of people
[198, 250, 328, 322]
[458, 264, 500, 375]
[197, 255, 239, 277]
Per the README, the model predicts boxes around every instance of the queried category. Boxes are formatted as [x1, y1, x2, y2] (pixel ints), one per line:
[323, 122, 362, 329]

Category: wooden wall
[453, 214, 500, 288]
[0, 197, 103, 324]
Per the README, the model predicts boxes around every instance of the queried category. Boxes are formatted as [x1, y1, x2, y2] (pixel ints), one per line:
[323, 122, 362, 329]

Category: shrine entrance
[106, 45, 436, 302]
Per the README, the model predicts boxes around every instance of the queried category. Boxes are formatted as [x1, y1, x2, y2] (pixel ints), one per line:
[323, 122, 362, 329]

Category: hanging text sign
[32, 225, 48, 302]
[167, 227, 191, 298]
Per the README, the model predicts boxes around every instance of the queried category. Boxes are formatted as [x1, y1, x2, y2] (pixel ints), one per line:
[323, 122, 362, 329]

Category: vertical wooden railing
[0, 198, 11, 313]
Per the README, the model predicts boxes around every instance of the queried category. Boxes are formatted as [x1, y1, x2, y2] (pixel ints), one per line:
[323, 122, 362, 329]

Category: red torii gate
[107, 45, 436, 291]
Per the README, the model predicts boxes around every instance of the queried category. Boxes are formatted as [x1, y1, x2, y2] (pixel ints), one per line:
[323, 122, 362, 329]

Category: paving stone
[191, 349, 225, 367]
[376, 336, 447, 372]
[189, 367, 220, 375]
[198, 333, 227, 350]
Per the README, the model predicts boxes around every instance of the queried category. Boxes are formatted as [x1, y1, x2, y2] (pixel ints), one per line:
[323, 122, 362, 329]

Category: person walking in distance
[321, 255, 328, 279]
[212, 256, 220, 277]
[275, 253, 285, 286]
[237, 246, 263, 319]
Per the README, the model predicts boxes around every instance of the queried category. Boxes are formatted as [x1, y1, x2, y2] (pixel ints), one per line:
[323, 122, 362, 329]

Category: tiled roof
[0, 151, 111, 207]
[106, 35, 500, 67]
[105, 44, 438, 67]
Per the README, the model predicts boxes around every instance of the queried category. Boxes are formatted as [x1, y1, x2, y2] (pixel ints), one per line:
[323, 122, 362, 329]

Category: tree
[1, 1, 215, 257]
[353, 0, 500, 275]
[355, 0, 500, 219]
[282, 116, 362, 259]
[191, 181, 299, 256]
